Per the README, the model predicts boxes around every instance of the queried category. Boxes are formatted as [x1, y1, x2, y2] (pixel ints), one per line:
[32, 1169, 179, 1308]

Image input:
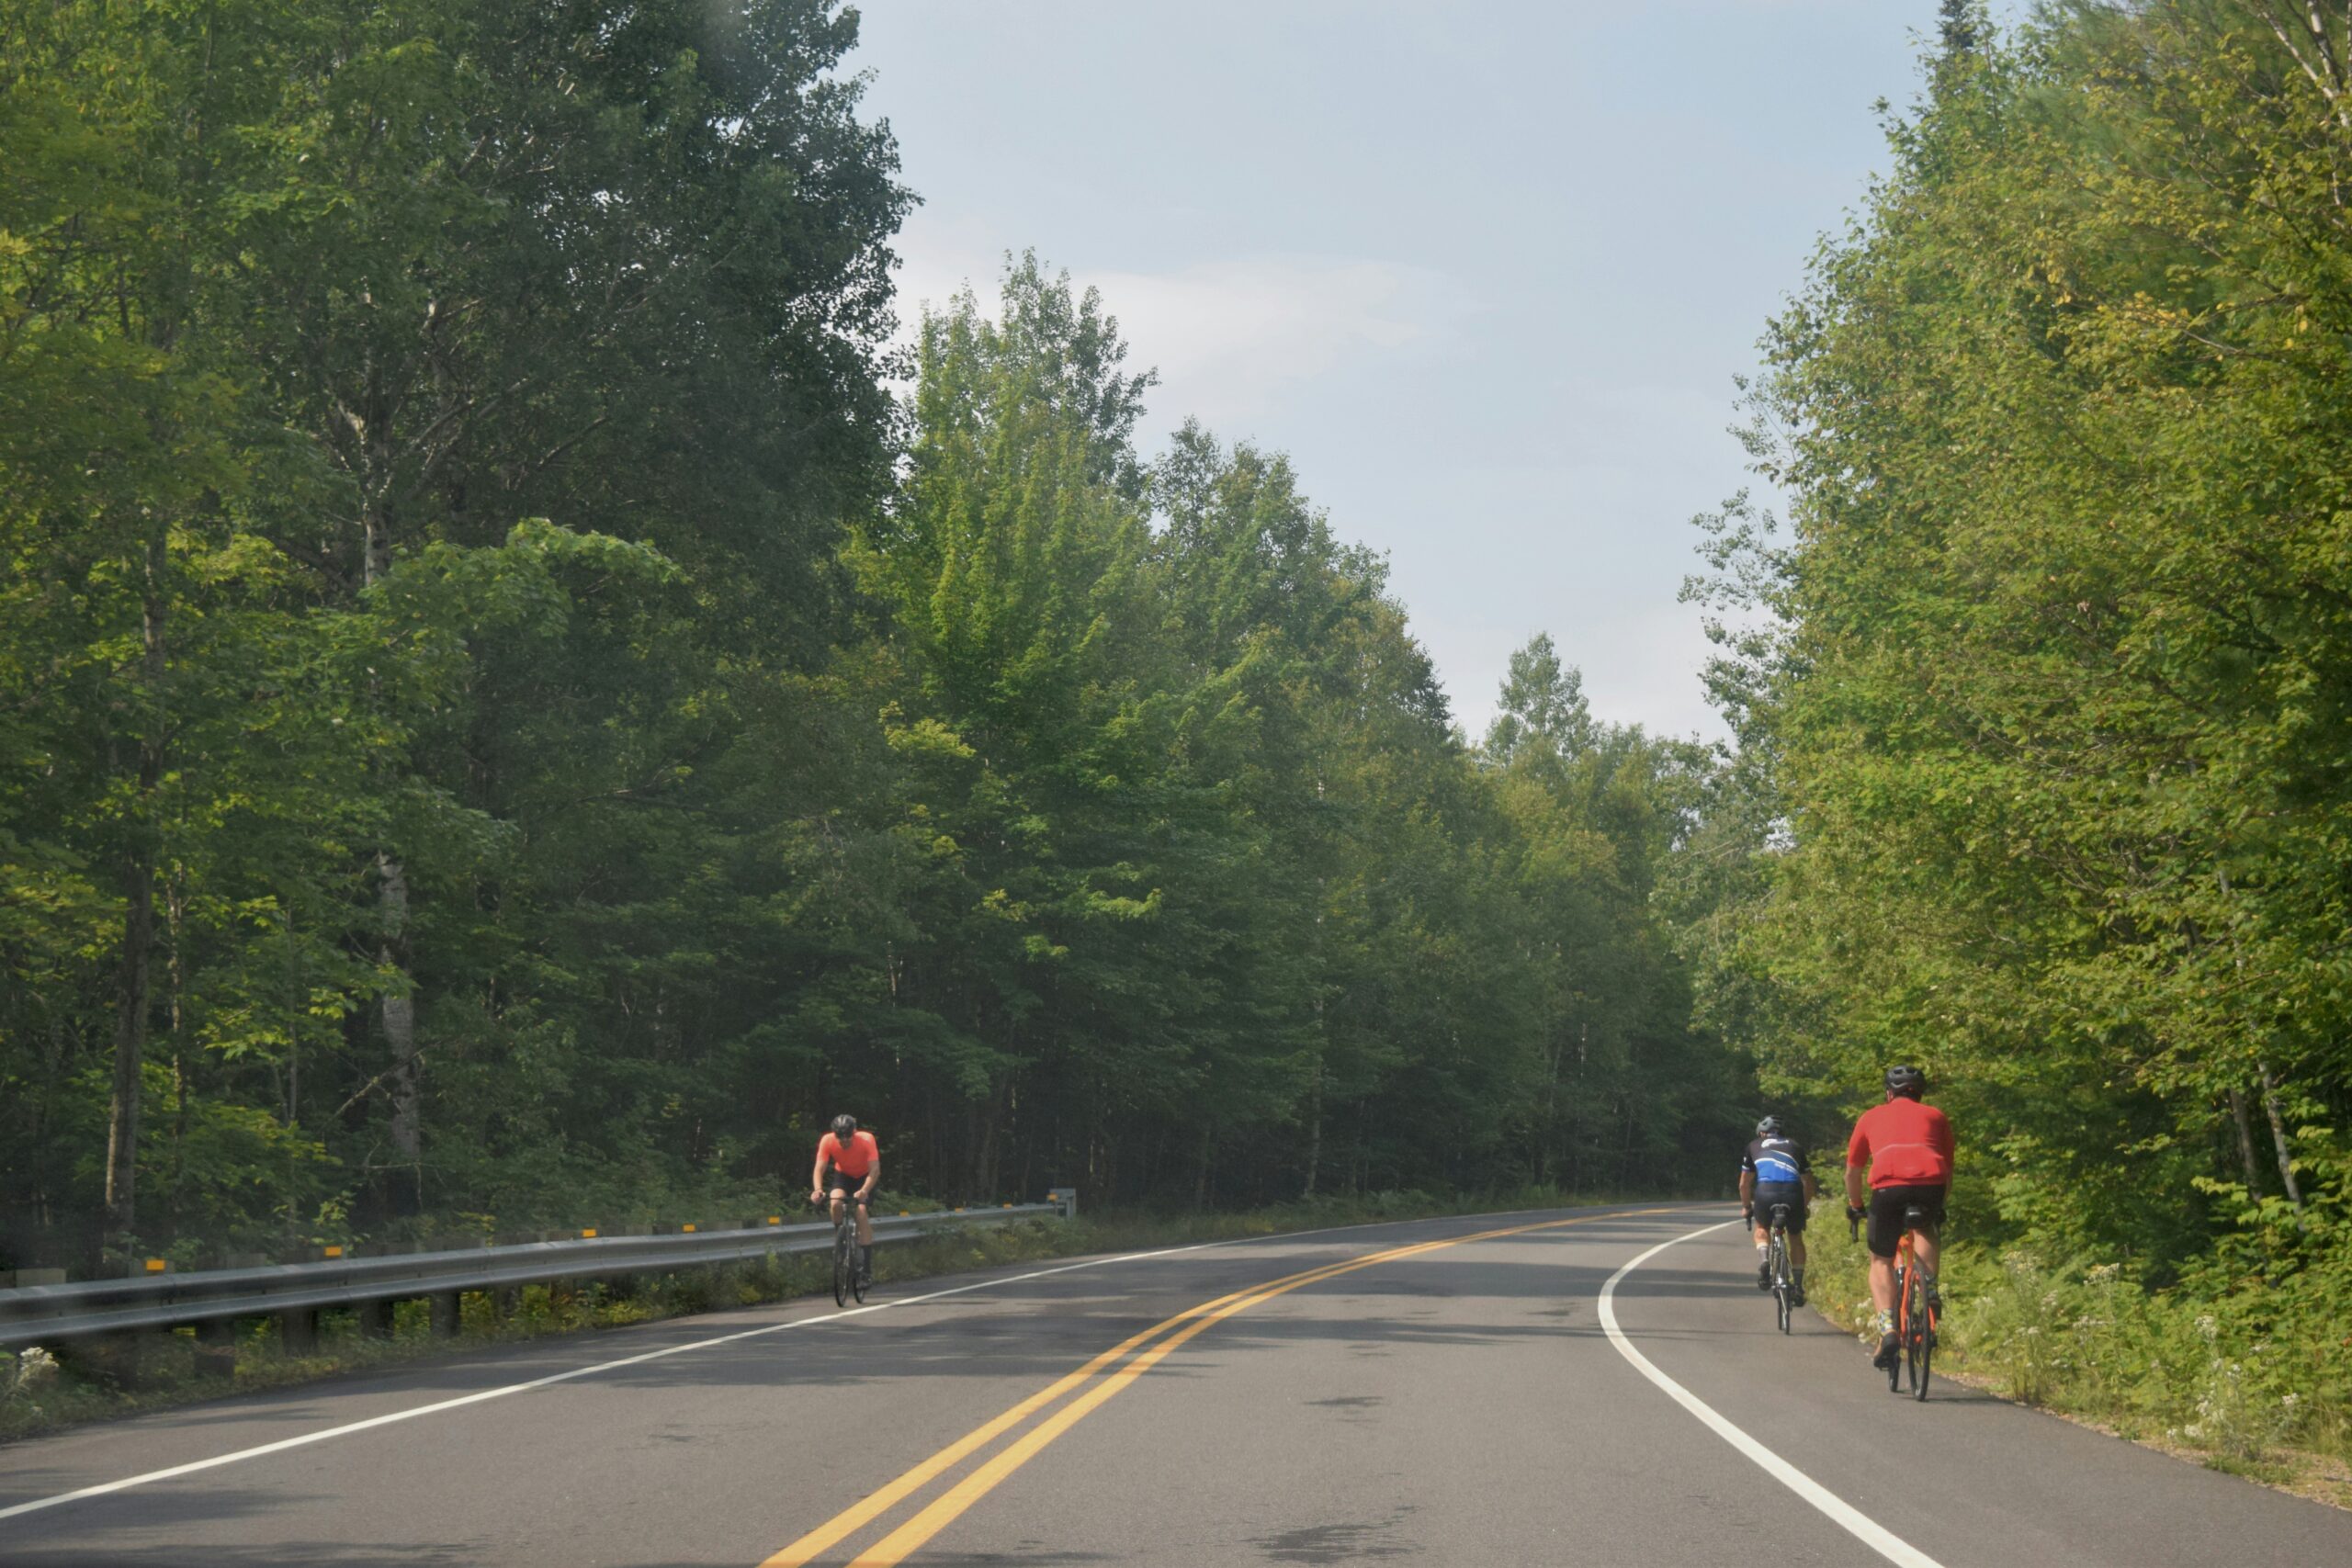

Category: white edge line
[1598, 1221, 1948, 1568]
[0, 1201, 1687, 1525]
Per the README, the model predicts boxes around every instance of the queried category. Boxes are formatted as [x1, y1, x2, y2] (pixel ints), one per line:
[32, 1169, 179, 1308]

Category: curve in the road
[1600, 1218, 1944, 1568]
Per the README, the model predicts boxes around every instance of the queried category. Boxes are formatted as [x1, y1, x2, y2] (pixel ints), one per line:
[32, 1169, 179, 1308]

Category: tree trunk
[379, 852, 422, 1215]
[967, 1084, 1004, 1203]
[2226, 1088, 2265, 1194]
[167, 880, 189, 1237]
[104, 841, 156, 1250]
[1193, 1122, 1214, 1211]
[1301, 1057, 1323, 1200]
[1540, 1036, 1563, 1189]
[2257, 1062, 2302, 1208]
[361, 486, 424, 1216]
[103, 541, 169, 1255]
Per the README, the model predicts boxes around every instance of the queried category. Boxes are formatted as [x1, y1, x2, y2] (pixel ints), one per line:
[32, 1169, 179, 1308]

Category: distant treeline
[1690, 0, 2350, 1374]
[0, 0, 1742, 1268]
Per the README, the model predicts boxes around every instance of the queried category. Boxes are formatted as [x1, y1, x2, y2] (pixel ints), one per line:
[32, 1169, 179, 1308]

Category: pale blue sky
[850, 2, 1963, 739]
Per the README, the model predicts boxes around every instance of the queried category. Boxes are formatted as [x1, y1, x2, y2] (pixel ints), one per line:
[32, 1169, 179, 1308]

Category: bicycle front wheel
[832, 1227, 853, 1308]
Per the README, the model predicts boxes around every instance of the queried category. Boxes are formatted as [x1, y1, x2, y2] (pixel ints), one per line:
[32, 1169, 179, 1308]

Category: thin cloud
[891, 215, 1456, 428]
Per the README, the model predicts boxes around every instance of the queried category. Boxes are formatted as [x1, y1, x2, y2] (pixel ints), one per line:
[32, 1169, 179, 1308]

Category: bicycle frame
[1892, 1209, 1936, 1398]
[1766, 1203, 1794, 1335]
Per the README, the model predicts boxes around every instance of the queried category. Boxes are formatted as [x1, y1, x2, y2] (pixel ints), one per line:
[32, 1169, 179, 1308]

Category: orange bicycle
[1851, 1202, 1938, 1399]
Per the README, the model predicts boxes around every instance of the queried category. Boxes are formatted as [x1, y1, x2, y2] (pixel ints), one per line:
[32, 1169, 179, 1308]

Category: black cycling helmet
[1883, 1065, 1927, 1099]
[1756, 1115, 1783, 1136]
[831, 1113, 858, 1137]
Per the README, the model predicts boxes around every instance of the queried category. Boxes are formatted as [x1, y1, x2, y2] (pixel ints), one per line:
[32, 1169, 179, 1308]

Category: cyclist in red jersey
[1843, 1065, 1953, 1370]
[811, 1114, 881, 1272]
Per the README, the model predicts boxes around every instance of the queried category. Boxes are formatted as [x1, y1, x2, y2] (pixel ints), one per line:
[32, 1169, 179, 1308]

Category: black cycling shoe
[1871, 1332, 1900, 1370]
[1791, 1284, 1807, 1308]
[1756, 1264, 1772, 1292]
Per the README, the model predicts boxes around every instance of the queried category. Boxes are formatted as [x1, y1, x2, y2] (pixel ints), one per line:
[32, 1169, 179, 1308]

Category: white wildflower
[5, 1347, 59, 1398]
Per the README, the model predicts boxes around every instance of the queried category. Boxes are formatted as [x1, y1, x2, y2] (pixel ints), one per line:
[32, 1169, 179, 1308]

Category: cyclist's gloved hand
[1846, 1204, 1868, 1224]
[1741, 1208, 1753, 1225]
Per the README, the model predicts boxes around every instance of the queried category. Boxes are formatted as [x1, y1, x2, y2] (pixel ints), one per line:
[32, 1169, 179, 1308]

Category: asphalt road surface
[2, 1203, 2346, 1566]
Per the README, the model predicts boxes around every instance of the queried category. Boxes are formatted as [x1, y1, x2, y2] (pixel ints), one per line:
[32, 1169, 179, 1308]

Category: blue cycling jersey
[1741, 1134, 1808, 1186]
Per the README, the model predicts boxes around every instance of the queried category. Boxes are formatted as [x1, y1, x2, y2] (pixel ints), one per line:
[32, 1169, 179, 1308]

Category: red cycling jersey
[1847, 1099, 1953, 1188]
[818, 1130, 878, 1179]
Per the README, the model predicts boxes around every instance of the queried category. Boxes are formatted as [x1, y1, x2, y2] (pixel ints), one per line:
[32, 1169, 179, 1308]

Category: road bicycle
[1892, 1203, 1937, 1398]
[819, 1191, 871, 1307]
[1762, 1201, 1796, 1335]
[1852, 1203, 1937, 1398]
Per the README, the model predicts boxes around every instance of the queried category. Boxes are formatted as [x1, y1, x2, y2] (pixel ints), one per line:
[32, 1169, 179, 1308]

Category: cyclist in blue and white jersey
[1738, 1117, 1818, 1304]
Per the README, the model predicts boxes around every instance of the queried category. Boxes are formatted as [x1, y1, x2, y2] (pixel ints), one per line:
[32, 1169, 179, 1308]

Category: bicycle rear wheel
[1909, 1274, 1933, 1400]
[1770, 1235, 1792, 1334]
[1888, 1259, 1906, 1393]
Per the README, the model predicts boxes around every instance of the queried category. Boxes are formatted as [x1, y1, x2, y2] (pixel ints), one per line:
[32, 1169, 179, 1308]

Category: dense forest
[1690, 0, 2349, 1423]
[9, 0, 2347, 1449]
[0, 0, 1741, 1270]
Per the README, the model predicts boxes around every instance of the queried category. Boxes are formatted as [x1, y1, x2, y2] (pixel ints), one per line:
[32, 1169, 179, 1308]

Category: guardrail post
[428, 1291, 461, 1337]
[277, 1307, 319, 1355]
[356, 1297, 394, 1339]
[1049, 1186, 1078, 1218]
[194, 1318, 238, 1381]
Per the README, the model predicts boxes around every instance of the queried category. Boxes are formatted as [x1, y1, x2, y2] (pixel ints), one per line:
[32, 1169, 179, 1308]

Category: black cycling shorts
[826, 1179, 878, 1210]
[1866, 1183, 1946, 1259]
[1750, 1182, 1807, 1234]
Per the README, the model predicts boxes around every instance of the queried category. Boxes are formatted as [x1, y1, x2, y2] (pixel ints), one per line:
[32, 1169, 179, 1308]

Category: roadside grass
[0, 1186, 1658, 1445]
[1798, 1227, 2352, 1510]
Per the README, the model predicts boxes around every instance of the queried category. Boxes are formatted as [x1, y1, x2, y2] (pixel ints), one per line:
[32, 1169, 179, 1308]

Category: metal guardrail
[0, 1196, 1072, 1350]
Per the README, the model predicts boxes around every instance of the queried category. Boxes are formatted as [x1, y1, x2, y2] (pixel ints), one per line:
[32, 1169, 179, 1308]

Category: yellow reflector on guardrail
[580, 1228, 596, 1238]
[682, 1224, 695, 1233]
[144, 1258, 167, 1273]
[322, 1246, 343, 1258]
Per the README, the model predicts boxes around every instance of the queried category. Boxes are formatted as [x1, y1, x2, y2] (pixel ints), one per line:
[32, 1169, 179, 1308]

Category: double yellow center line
[760, 1207, 1660, 1567]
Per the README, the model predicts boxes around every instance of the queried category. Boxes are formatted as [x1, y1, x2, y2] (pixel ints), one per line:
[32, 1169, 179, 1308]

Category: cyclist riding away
[811, 1113, 880, 1285]
[1844, 1065, 1953, 1371]
[1739, 1116, 1816, 1306]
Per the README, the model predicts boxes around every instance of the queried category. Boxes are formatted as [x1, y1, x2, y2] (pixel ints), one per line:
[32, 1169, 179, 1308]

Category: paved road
[1, 1203, 2345, 1565]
